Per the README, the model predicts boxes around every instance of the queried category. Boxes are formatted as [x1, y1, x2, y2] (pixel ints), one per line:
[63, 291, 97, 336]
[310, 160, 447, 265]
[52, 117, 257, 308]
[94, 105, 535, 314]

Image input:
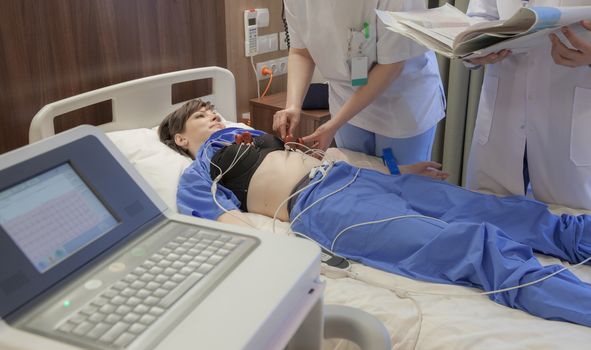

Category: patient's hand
[399, 161, 449, 180]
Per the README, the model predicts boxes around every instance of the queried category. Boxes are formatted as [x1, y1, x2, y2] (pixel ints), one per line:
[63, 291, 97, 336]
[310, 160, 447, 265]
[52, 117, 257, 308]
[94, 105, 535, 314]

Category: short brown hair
[159, 99, 215, 157]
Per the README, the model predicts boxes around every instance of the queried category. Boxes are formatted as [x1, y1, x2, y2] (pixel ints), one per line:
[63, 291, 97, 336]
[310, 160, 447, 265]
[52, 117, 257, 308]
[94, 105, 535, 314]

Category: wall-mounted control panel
[244, 9, 258, 57]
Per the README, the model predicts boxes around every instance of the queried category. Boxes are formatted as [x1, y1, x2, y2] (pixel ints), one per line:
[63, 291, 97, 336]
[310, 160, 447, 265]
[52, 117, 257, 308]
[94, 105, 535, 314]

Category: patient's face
[176, 107, 224, 156]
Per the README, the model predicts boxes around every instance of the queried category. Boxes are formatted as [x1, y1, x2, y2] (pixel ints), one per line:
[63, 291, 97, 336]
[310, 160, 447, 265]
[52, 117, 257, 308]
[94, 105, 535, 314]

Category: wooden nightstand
[249, 92, 331, 138]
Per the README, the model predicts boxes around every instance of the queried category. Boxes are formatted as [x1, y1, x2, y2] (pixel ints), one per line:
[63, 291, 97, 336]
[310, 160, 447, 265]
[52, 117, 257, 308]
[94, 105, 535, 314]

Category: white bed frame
[29, 67, 237, 143]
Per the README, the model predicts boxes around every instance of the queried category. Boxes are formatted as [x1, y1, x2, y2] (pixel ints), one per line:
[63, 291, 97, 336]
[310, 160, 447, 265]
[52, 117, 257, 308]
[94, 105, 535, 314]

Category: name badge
[351, 56, 368, 86]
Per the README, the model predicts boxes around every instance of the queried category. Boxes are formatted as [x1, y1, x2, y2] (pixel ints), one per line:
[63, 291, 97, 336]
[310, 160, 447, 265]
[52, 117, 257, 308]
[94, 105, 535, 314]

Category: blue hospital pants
[290, 162, 591, 326]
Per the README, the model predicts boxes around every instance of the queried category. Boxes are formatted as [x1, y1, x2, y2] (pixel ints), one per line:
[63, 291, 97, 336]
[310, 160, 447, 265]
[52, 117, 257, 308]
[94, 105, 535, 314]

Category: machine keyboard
[55, 229, 244, 348]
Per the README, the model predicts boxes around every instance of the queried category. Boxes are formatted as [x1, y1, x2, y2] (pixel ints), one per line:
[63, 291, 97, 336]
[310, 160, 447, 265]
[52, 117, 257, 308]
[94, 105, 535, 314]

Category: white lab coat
[466, 0, 591, 210]
[283, 0, 445, 138]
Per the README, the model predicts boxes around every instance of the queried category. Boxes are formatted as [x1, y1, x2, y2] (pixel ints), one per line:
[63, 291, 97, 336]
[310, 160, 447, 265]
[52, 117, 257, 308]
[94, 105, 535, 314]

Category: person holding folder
[273, 0, 445, 165]
[465, 0, 591, 210]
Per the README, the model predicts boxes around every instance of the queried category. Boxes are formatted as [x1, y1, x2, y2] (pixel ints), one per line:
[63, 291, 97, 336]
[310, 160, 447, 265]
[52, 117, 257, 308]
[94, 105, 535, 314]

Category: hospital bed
[29, 67, 591, 349]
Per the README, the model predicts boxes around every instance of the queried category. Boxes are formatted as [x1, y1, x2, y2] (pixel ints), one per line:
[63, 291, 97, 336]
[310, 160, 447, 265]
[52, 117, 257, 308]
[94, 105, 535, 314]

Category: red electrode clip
[234, 131, 253, 145]
[242, 131, 253, 144]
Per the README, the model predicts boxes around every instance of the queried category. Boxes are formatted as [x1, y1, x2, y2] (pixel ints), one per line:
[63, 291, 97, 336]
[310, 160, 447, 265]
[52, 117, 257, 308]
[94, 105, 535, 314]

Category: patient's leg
[395, 221, 591, 327]
[312, 213, 591, 326]
[394, 175, 591, 264]
[290, 164, 591, 326]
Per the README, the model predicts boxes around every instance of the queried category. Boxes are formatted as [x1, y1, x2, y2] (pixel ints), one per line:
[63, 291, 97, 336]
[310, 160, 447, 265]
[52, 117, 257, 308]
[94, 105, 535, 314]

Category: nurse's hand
[399, 161, 449, 180]
[466, 49, 511, 65]
[550, 21, 591, 68]
[273, 107, 301, 140]
[301, 121, 338, 151]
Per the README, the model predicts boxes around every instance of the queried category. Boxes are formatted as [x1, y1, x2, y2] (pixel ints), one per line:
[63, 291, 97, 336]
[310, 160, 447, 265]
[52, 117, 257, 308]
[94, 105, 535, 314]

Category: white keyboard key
[88, 313, 106, 323]
[139, 314, 156, 325]
[133, 304, 150, 314]
[123, 313, 140, 323]
[128, 323, 147, 334]
[114, 332, 136, 347]
[57, 322, 76, 333]
[144, 296, 160, 306]
[159, 273, 203, 308]
[86, 323, 110, 339]
[99, 322, 128, 343]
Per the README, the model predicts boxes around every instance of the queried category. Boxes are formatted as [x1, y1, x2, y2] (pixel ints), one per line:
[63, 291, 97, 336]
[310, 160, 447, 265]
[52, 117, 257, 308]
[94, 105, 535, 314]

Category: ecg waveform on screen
[3, 190, 101, 265]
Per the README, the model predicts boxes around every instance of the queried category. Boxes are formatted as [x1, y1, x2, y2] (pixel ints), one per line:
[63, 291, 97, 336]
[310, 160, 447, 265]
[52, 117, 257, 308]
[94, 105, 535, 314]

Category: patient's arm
[400, 161, 449, 180]
[218, 210, 256, 228]
[323, 149, 449, 180]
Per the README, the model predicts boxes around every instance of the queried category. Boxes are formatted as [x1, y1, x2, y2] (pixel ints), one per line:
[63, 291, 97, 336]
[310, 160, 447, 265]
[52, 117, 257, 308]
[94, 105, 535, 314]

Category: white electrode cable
[347, 268, 423, 350]
[434, 254, 591, 297]
[284, 141, 328, 161]
[284, 166, 360, 263]
[208, 141, 257, 228]
[206, 140, 246, 180]
[331, 213, 591, 297]
[346, 254, 591, 350]
[250, 56, 261, 98]
[330, 215, 448, 251]
[267, 142, 351, 267]
[203, 139, 232, 175]
[271, 141, 334, 234]
[271, 176, 327, 235]
[289, 166, 359, 231]
[304, 149, 327, 159]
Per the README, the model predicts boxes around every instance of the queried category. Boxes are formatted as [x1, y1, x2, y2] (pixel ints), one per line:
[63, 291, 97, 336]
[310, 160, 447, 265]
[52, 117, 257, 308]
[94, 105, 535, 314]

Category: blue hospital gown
[177, 127, 264, 220]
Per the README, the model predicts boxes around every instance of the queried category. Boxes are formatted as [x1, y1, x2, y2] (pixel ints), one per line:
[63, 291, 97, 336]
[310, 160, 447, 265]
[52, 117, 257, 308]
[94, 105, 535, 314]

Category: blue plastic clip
[382, 148, 400, 175]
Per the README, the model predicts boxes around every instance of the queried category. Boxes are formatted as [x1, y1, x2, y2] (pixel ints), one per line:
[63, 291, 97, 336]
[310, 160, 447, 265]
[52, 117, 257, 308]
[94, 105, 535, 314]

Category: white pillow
[107, 128, 191, 212]
[106, 122, 252, 212]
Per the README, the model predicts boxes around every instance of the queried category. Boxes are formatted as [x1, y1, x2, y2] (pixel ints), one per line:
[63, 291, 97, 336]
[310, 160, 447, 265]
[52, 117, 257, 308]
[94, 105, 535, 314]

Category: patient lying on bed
[160, 99, 591, 327]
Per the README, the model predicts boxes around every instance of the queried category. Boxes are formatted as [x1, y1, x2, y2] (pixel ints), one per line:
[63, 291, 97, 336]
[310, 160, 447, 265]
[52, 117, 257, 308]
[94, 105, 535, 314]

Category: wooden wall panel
[0, 0, 226, 154]
[224, 0, 288, 122]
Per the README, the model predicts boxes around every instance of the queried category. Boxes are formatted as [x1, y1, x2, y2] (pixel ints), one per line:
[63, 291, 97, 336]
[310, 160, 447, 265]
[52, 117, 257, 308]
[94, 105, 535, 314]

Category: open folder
[376, 4, 591, 59]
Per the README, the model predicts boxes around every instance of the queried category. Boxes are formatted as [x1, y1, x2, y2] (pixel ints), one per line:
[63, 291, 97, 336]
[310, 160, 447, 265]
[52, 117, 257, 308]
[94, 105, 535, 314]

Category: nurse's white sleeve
[376, 0, 429, 64]
[283, 0, 306, 49]
[466, 0, 500, 21]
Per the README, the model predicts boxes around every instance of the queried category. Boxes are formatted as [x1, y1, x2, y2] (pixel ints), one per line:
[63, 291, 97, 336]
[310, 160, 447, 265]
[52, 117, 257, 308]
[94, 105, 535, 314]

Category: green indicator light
[131, 247, 146, 257]
[63, 300, 71, 308]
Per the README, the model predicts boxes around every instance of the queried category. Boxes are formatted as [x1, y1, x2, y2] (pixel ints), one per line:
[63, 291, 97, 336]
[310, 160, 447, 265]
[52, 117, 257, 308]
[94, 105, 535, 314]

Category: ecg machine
[0, 125, 324, 350]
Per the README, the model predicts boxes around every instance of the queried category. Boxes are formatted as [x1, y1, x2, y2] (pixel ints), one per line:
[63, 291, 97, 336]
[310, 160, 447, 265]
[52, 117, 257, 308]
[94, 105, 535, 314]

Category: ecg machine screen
[0, 163, 118, 273]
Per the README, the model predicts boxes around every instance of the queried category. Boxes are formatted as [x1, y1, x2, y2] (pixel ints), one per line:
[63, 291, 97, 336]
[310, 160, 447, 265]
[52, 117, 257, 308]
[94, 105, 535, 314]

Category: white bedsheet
[107, 127, 591, 349]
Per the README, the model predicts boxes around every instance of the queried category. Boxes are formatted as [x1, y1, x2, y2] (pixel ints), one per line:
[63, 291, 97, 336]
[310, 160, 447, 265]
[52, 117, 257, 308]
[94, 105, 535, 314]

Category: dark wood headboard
[0, 0, 227, 154]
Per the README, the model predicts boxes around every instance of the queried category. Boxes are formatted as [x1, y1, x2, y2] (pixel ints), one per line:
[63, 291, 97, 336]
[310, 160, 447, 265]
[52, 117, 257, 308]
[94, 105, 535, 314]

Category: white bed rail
[29, 67, 237, 143]
[324, 305, 392, 350]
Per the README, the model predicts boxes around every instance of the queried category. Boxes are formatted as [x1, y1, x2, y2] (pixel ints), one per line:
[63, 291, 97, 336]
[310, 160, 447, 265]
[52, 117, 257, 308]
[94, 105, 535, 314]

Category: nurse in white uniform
[466, 0, 591, 210]
[273, 0, 445, 164]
